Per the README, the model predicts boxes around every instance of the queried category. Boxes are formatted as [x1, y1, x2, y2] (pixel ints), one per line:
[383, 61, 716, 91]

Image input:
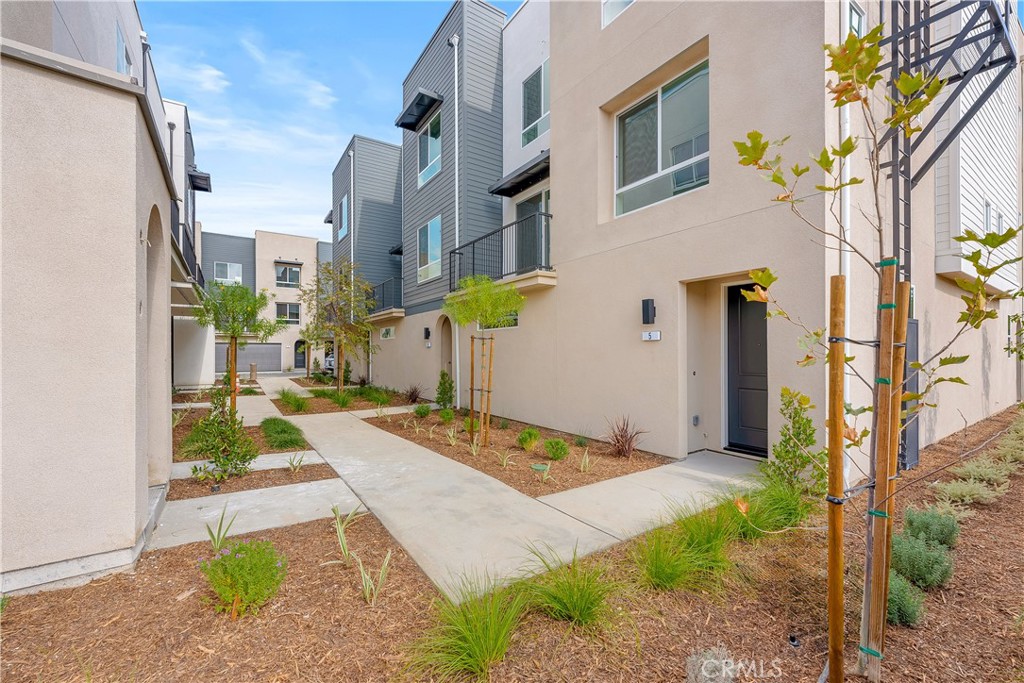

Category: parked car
[323, 353, 335, 375]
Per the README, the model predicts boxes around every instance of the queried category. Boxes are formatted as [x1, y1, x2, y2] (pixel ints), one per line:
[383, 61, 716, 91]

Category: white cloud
[149, 46, 229, 94]
[239, 31, 337, 110]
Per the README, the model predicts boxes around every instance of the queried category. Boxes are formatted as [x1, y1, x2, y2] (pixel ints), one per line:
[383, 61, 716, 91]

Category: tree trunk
[230, 336, 239, 413]
[337, 345, 345, 392]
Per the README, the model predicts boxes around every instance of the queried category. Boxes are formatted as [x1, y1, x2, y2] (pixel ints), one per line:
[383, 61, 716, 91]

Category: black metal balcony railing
[180, 223, 199, 285]
[449, 212, 551, 290]
[371, 277, 403, 313]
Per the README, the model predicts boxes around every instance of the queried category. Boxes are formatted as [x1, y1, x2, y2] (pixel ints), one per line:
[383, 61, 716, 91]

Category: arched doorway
[294, 340, 307, 369]
[439, 316, 453, 377]
[145, 205, 170, 484]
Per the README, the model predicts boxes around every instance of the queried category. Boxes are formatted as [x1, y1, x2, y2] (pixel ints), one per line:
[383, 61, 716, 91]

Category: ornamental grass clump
[199, 540, 287, 619]
[669, 505, 736, 586]
[891, 532, 953, 589]
[410, 582, 526, 681]
[631, 527, 710, 592]
[277, 388, 309, 413]
[606, 416, 646, 458]
[517, 427, 541, 453]
[725, 480, 814, 540]
[544, 438, 570, 461]
[260, 417, 307, 450]
[887, 572, 926, 627]
[522, 547, 618, 628]
[309, 388, 353, 409]
[903, 505, 959, 548]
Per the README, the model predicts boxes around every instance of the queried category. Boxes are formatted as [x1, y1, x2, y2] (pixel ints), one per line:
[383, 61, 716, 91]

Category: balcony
[368, 277, 405, 322]
[448, 213, 555, 292]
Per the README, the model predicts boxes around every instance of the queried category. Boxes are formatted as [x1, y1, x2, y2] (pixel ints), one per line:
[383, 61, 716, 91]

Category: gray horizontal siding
[201, 233, 256, 292]
[332, 139, 355, 272]
[353, 137, 403, 287]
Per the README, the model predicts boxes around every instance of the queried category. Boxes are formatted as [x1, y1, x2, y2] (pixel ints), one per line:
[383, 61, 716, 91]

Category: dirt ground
[167, 463, 338, 501]
[2, 409, 1020, 682]
[172, 409, 311, 460]
[367, 412, 671, 497]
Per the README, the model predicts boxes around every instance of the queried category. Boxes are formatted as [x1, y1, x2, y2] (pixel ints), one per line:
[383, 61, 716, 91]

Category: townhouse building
[354, 0, 1022, 474]
[200, 231, 334, 374]
[1, 1, 212, 590]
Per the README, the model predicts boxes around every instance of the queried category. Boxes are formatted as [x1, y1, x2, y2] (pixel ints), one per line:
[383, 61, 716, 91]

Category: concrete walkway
[258, 373, 313, 398]
[149, 478, 359, 550]
[284, 412, 756, 596]
[170, 450, 324, 480]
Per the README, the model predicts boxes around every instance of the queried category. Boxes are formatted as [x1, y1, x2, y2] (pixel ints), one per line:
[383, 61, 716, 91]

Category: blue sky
[138, 1, 521, 241]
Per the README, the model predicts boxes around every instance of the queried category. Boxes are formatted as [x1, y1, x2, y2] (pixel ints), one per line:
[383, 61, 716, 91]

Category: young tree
[734, 24, 1019, 683]
[196, 283, 285, 412]
[443, 275, 525, 445]
[298, 261, 378, 392]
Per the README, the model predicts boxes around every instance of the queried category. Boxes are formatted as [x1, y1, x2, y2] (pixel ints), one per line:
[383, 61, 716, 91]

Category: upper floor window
[417, 215, 442, 282]
[602, 0, 634, 27]
[276, 302, 300, 325]
[615, 61, 709, 216]
[276, 264, 300, 288]
[849, 2, 865, 37]
[522, 60, 550, 146]
[338, 195, 349, 241]
[418, 112, 442, 187]
[214, 261, 243, 284]
[115, 24, 132, 77]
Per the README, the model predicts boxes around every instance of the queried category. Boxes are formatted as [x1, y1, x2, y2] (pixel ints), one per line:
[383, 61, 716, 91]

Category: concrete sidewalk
[285, 413, 756, 596]
[170, 450, 324, 480]
[258, 373, 313, 398]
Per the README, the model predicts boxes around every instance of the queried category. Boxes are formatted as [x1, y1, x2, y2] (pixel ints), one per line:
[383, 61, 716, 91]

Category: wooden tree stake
[827, 275, 847, 683]
[469, 335, 476, 444]
[484, 335, 495, 447]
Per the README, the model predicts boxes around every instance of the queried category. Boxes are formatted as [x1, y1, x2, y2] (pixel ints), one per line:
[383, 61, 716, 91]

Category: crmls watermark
[701, 656, 784, 680]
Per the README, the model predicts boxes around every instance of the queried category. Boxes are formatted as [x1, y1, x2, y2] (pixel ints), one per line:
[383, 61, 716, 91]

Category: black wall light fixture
[424, 327, 431, 340]
[642, 299, 656, 325]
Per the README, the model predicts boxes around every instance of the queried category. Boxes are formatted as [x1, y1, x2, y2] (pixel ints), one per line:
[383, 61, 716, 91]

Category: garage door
[215, 343, 282, 373]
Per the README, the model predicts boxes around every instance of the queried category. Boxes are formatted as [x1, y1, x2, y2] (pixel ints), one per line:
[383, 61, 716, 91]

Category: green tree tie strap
[876, 258, 899, 267]
[868, 509, 889, 518]
[875, 377, 891, 385]
[859, 645, 884, 659]
[878, 303, 897, 310]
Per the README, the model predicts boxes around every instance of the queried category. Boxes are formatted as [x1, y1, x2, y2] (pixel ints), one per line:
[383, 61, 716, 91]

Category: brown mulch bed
[0, 516, 435, 683]
[366, 412, 671, 497]
[167, 463, 337, 501]
[271, 395, 408, 416]
[291, 376, 336, 388]
[172, 408, 310, 461]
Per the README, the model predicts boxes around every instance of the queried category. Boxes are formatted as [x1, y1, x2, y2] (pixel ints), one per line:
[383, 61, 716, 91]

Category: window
[337, 195, 348, 241]
[276, 264, 300, 288]
[115, 24, 132, 77]
[213, 261, 243, 284]
[984, 200, 992, 231]
[276, 303, 300, 325]
[602, 0, 634, 27]
[418, 112, 442, 187]
[615, 61, 709, 216]
[479, 313, 519, 330]
[417, 215, 442, 282]
[522, 60, 550, 146]
[849, 3, 865, 38]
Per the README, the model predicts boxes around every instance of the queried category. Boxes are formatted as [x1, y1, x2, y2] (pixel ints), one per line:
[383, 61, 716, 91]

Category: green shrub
[311, 371, 332, 385]
[240, 387, 259, 396]
[181, 390, 259, 478]
[991, 438, 1024, 464]
[759, 387, 827, 495]
[950, 456, 1016, 485]
[891, 532, 953, 589]
[631, 528, 711, 591]
[355, 386, 391, 406]
[726, 480, 813, 539]
[277, 388, 309, 413]
[932, 478, 1007, 506]
[410, 584, 526, 681]
[199, 540, 287, 618]
[414, 404, 431, 419]
[312, 356, 322, 373]
[903, 506, 959, 548]
[464, 417, 480, 434]
[517, 427, 541, 452]
[499, 418, 510, 430]
[260, 418, 306, 450]
[522, 548, 617, 627]
[343, 359, 352, 385]
[439, 408, 455, 424]
[573, 435, 588, 448]
[309, 388, 353, 409]
[544, 438, 570, 461]
[887, 572, 926, 626]
[435, 370, 455, 410]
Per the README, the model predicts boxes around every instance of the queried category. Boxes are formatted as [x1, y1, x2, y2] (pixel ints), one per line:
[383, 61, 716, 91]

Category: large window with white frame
[276, 302, 300, 325]
[522, 60, 550, 146]
[417, 215, 442, 282]
[602, 0, 634, 27]
[615, 61, 709, 216]
[115, 24, 133, 77]
[337, 195, 348, 241]
[213, 261, 243, 284]
[418, 112, 442, 187]
[849, 2, 865, 37]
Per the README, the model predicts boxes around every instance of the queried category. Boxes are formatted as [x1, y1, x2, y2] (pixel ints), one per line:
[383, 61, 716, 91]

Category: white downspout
[840, 1, 853, 485]
[450, 33, 462, 409]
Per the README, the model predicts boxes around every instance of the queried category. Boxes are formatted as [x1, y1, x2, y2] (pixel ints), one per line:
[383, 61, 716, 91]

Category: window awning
[395, 88, 443, 131]
[324, 209, 334, 224]
[188, 168, 212, 192]
[389, 243, 403, 256]
[275, 259, 303, 266]
[488, 150, 550, 197]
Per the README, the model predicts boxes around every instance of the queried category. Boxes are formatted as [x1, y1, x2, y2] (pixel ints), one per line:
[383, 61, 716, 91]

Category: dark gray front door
[295, 341, 307, 369]
[727, 285, 768, 455]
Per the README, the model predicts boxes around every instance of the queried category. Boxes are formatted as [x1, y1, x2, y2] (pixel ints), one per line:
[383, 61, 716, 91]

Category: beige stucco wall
[370, 310, 457, 399]
[1, 57, 172, 577]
